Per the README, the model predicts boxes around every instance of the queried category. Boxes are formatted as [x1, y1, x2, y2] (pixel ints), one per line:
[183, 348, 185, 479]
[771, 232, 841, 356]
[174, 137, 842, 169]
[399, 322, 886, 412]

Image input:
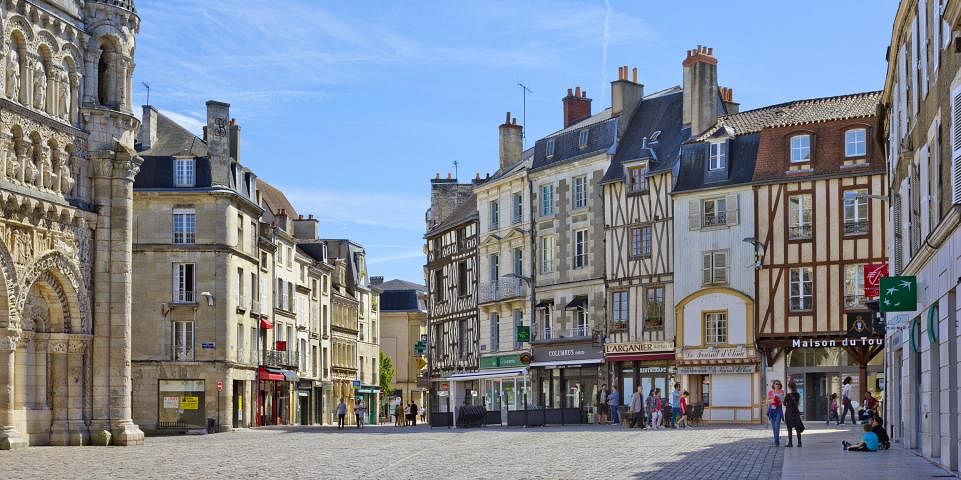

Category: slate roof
[694, 91, 882, 141]
[378, 279, 427, 292]
[378, 279, 427, 312]
[530, 110, 617, 173]
[426, 193, 477, 237]
[486, 147, 534, 183]
[137, 109, 208, 158]
[673, 133, 759, 193]
[601, 87, 687, 184]
[134, 109, 213, 189]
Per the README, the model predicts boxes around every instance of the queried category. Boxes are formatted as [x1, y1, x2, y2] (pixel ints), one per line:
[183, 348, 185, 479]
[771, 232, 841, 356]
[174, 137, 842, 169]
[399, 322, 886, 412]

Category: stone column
[47, 337, 70, 445]
[89, 155, 112, 436]
[66, 335, 89, 445]
[0, 333, 27, 449]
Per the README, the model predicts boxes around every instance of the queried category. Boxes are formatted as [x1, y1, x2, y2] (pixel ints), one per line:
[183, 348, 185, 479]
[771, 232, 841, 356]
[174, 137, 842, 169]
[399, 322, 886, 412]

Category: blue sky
[132, 0, 898, 283]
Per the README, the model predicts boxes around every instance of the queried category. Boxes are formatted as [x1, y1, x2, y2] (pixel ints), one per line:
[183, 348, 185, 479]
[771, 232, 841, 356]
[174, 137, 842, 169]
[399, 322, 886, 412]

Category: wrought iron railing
[477, 277, 527, 303]
[264, 349, 291, 368]
[703, 213, 727, 227]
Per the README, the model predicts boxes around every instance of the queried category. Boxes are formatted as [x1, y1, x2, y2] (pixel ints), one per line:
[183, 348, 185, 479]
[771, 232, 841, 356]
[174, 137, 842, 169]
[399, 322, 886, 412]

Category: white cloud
[158, 109, 206, 135]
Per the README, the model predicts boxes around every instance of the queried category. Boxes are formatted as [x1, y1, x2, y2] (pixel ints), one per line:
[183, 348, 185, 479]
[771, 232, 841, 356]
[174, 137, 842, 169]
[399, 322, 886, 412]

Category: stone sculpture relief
[33, 62, 46, 110]
[6, 49, 20, 100]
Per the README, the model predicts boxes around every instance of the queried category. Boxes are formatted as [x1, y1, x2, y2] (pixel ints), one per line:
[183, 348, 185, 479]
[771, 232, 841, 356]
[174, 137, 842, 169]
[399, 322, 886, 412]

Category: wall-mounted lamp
[200, 291, 215, 307]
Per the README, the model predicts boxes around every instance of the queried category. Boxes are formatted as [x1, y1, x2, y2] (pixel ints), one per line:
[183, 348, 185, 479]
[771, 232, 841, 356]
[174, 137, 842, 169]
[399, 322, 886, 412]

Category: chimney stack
[229, 118, 240, 162]
[682, 45, 719, 137]
[719, 86, 739, 114]
[611, 65, 644, 138]
[499, 112, 523, 170]
[562, 86, 592, 128]
[292, 213, 319, 240]
[205, 100, 231, 185]
[139, 105, 158, 151]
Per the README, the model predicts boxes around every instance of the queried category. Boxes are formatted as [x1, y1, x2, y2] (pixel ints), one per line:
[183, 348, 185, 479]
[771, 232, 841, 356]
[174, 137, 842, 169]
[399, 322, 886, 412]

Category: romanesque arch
[17, 251, 89, 334]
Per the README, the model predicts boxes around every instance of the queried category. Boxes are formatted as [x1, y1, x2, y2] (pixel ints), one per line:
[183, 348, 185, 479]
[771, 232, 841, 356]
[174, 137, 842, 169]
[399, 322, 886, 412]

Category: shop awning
[605, 352, 675, 362]
[443, 368, 527, 381]
[259, 367, 298, 382]
[529, 358, 603, 368]
[259, 318, 273, 329]
[535, 299, 553, 309]
[564, 295, 588, 311]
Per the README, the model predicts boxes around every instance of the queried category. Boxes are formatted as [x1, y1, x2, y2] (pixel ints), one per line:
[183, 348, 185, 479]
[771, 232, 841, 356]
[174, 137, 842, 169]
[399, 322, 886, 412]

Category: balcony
[478, 277, 527, 303]
[843, 220, 869, 236]
[263, 349, 295, 368]
[536, 325, 590, 341]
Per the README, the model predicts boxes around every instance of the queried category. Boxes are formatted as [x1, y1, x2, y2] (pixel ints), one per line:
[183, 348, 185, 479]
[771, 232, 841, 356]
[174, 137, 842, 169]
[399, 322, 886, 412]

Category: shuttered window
[702, 251, 728, 285]
[951, 85, 961, 204]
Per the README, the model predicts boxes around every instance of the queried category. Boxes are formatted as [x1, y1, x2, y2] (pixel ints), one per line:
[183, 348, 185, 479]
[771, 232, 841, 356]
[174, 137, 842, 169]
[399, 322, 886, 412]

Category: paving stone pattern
[0, 424, 784, 480]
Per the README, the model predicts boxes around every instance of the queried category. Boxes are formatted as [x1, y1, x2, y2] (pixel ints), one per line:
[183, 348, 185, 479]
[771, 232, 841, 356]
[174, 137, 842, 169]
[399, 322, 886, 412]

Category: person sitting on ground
[863, 392, 879, 422]
[843, 423, 879, 452]
[870, 416, 890, 450]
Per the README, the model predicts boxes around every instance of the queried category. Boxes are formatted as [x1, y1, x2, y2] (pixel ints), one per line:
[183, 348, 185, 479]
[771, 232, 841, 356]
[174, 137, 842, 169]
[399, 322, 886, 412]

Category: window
[574, 309, 588, 336]
[788, 194, 813, 239]
[172, 208, 196, 244]
[277, 244, 283, 266]
[173, 321, 194, 361]
[790, 134, 811, 163]
[513, 247, 523, 275]
[236, 324, 245, 362]
[540, 236, 554, 273]
[250, 326, 258, 363]
[704, 312, 728, 345]
[172, 263, 195, 303]
[845, 128, 866, 157]
[709, 142, 727, 170]
[572, 176, 587, 209]
[458, 318, 469, 358]
[546, 139, 555, 158]
[489, 200, 499, 230]
[250, 221, 258, 254]
[630, 226, 652, 258]
[280, 279, 289, 310]
[513, 310, 523, 349]
[540, 184, 555, 216]
[644, 287, 665, 332]
[627, 165, 648, 193]
[237, 214, 244, 250]
[578, 129, 589, 148]
[490, 313, 500, 352]
[512, 192, 523, 224]
[489, 253, 499, 284]
[702, 251, 728, 285]
[843, 189, 869, 235]
[237, 268, 245, 309]
[540, 306, 553, 339]
[789, 267, 814, 311]
[612, 291, 629, 328]
[322, 275, 328, 294]
[844, 264, 866, 309]
[702, 198, 727, 227]
[287, 246, 293, 268]
[573, 229, 588, 268]
[457, 261, 468, 296]
[434, 269, 446, 302]
[174, 158, 195, 187]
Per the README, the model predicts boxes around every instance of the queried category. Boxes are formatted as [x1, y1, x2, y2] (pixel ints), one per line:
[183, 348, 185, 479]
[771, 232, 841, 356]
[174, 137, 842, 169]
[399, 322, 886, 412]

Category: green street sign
[516, 325, 530, 343]
[879, 276, 917, 312]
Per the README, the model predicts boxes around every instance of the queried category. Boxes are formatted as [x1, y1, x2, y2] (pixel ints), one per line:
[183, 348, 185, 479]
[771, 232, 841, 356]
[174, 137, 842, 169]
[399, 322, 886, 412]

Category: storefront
[355, 385, 381, 425]
[530, 342, 603, 419]
[157, 379, 206, 430]
[604, 341, 676, 403]
[676, 346, 761, 423]
[478, 354, 531, 425]
[784, 336, 884, 422]
[257, 367, 298, 426]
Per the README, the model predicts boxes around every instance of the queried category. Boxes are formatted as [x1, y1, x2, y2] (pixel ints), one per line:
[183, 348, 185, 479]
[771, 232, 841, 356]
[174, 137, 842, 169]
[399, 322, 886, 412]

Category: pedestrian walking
[336, 398, 347, 429]
[596, 383, 609, 424]
[670, 383, 681, 428]
[839, 376, 856, 425]
[609, 387, 621, 426]
[644, 388, 656, 428]
[827, 393, 839, 425]
[767, 380, 785, 446]
[394, 400, 405, 427]
[677, 391, 690, 428]
[354, 399, 364, 429]
[650, 388, 664, 430]
[628, 386, 645, 428]
[409, 401, 418, 427]
[418, 405, 426, 422]
[784, 381, 804, 447]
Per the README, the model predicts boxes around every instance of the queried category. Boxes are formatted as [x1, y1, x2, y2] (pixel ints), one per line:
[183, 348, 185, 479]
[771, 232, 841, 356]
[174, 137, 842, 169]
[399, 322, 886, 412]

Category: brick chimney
[563, 86, 592, 128]
[229, 118, 240, 162]
[611, 66, 644, 138]
[719, 86, 739, 114]
[204, 100, 231, 186]
[499, 112, 523, 170]
[682, 45, 719, 138]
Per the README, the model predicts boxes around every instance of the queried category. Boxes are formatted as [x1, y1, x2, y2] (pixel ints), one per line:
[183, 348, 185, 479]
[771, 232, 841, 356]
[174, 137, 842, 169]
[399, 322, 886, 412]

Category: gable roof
[138, 110, 208, 158]
[694, 91, 881, 141]
[602, 87, 687, 184]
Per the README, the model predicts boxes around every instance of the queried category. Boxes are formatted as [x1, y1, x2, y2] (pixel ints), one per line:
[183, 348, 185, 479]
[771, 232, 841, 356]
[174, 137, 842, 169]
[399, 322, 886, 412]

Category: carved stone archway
[16, 251, 90, 334]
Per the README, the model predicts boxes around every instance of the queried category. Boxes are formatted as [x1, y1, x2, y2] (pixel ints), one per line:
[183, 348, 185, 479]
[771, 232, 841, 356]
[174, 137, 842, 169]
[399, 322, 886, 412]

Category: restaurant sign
[603, 341, 674, 355]
[680, 346, 749, 360]
[677, 365, 756, 375]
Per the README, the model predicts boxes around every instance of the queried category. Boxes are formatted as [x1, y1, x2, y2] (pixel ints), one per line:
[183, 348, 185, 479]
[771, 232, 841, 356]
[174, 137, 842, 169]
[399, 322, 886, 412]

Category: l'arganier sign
[791, 337, 883, 348]
[603, 341, 674, 354]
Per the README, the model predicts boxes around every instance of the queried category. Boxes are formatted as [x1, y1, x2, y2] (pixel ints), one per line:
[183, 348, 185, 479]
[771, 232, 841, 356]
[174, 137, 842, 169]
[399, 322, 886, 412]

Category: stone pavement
[781, 424, 955, 480]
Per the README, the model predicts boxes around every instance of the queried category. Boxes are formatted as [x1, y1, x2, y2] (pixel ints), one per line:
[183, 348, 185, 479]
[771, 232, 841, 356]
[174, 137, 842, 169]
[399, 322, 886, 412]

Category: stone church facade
[0, 0, 143, 448]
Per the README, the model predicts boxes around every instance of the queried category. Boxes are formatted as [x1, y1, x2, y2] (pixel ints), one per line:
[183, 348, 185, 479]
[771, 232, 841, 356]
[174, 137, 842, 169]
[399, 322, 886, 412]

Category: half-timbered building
[749, 92, 886, 421]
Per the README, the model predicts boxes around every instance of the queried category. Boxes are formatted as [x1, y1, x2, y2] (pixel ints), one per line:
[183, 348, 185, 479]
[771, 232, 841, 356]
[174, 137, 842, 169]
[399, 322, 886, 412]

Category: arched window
[97, 38, 118, 107]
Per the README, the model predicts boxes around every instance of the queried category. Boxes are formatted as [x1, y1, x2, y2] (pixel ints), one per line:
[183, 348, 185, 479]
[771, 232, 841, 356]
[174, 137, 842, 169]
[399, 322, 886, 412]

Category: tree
[379, 351, 395, 399]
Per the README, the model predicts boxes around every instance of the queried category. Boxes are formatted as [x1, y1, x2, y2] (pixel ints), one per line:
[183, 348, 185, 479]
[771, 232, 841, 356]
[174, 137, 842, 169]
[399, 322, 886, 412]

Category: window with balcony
[540, 306, 552, 340]
[704, 312, 728, 345]
[702, 198, 727, 227]
[574, 309, 588, 337]
[489, 253, 499, 285]
[572, 176, 587, 209]
[512, 192, 523, 224]
[172, 208, 196, 244]
[790, 134, 811, 163]
[513, 247, 523, 275]
[845, 128, 866, 157]
[843, 189, 869, 236]
[701, 251, 728, 285]
[844, 264, 866, 309]
[789, 267, 814, 311]
[172, 263, 195, 303]
[173, 321, 193, 361]
[490, 312, 500, 352]
[573, 230, 588, 268]
[788, 194, 813, 240]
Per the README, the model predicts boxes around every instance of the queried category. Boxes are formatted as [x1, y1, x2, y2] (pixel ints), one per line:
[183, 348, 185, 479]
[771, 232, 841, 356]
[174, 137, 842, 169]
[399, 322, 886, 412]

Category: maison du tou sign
[790, 337, 884, 348]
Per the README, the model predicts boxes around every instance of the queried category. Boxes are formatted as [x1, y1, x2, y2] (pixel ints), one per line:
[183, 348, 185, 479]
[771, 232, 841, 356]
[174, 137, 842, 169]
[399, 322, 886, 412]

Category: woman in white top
[839, 376, 856, 425]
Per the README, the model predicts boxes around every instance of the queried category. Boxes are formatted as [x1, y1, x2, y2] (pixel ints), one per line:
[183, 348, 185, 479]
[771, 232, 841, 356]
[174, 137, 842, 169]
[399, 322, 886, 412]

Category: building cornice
[903, 205, 961, 276]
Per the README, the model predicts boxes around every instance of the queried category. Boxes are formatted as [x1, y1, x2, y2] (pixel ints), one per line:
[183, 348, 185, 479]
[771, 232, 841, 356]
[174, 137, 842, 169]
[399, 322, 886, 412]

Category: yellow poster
[237, 396, 243, 410]
[180, 396, 199, 410]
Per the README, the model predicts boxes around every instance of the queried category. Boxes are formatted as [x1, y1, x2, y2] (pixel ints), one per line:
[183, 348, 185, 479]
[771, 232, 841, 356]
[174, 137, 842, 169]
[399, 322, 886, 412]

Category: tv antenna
[517, 83, 533, 146]
[142, 82, 151, 106]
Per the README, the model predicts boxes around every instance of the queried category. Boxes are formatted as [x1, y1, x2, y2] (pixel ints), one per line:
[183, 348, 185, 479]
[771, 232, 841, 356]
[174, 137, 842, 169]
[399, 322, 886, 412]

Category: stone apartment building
[883, 0, 961, 471]
[0, 0, 145, 448]
[131, 101, 262, 433]
[376, 277, 428, 413]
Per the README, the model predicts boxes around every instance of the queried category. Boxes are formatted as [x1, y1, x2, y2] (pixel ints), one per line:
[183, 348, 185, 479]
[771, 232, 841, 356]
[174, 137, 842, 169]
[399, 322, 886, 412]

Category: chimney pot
[447, 172, 453, 180]
[632, 67, 637, 83]
[505, 111, 511, 124]
[512, 117, 517, 125]
[309, 214, 314, 219]
[575, 86, 581, 97]
[298, 214, 304, 220]
[582, 90, 587, 98]
[567, 88, 573, 96]
[435, 172, 440, 179]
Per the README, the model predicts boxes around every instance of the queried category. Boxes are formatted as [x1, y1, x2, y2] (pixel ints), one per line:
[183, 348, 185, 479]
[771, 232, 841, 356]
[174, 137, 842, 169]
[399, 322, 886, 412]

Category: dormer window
[709, 142, 727, 170]
[790, 134, 811, 163]
[546, 139, 555, 158]
[845, 128, 866, 157]
[174, 158, 196, 187]
[627, 163, 648, 193]
[578, 130, 589, 149]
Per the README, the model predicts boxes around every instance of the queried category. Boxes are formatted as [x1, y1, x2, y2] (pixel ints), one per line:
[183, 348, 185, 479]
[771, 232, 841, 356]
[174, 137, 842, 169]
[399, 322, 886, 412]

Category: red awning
[258, 367, 284, 382]
[259, 318, 273, 329]
[606, 352, 675, 362]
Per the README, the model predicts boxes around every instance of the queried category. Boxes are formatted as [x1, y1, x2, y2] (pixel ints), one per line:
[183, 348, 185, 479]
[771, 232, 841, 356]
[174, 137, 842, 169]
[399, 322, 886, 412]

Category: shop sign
[635, 366, 673, 374]
[846, 312, 875, 337]
[533, 343, 603, 363]
[790, 337, 883, 348]
[479, 354, 525, 369]
[676, 365, 755, 375]
[864, 263, 887, 297]
[681, 346, 748, 360]
[879, 276, 917, 312]
[603, 341, 674, 355]
[516, 325, 530, 343]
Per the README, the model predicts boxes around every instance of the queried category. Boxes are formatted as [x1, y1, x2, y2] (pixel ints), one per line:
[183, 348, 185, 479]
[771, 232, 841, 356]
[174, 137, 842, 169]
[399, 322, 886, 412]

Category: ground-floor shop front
[355, 385, 381, 425]
[676, 345, 761, 423]
[528, 340, 603, 424]
[257, 367, 298, 426]
[605, 341, 677, 415]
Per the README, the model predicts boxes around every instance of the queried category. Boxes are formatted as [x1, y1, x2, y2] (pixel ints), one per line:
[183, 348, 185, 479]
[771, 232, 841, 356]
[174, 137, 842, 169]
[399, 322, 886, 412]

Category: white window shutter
[900, 179, 912, 267]
[933, 0, 941, 74]
[951, 86, 961, 203]
[702, 253, 712, 285]
[919, 144, 930, 237]
[725, 193, 739, 225]
[892, 194, 903, 274]
[911, 21, 920, 115]
[919, 0, 928, 96]
[689, 199, 701, 230]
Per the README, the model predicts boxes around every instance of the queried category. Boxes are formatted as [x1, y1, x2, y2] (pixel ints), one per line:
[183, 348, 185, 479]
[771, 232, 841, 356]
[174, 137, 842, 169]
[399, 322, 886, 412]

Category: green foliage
[379, 351, 395, 395]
